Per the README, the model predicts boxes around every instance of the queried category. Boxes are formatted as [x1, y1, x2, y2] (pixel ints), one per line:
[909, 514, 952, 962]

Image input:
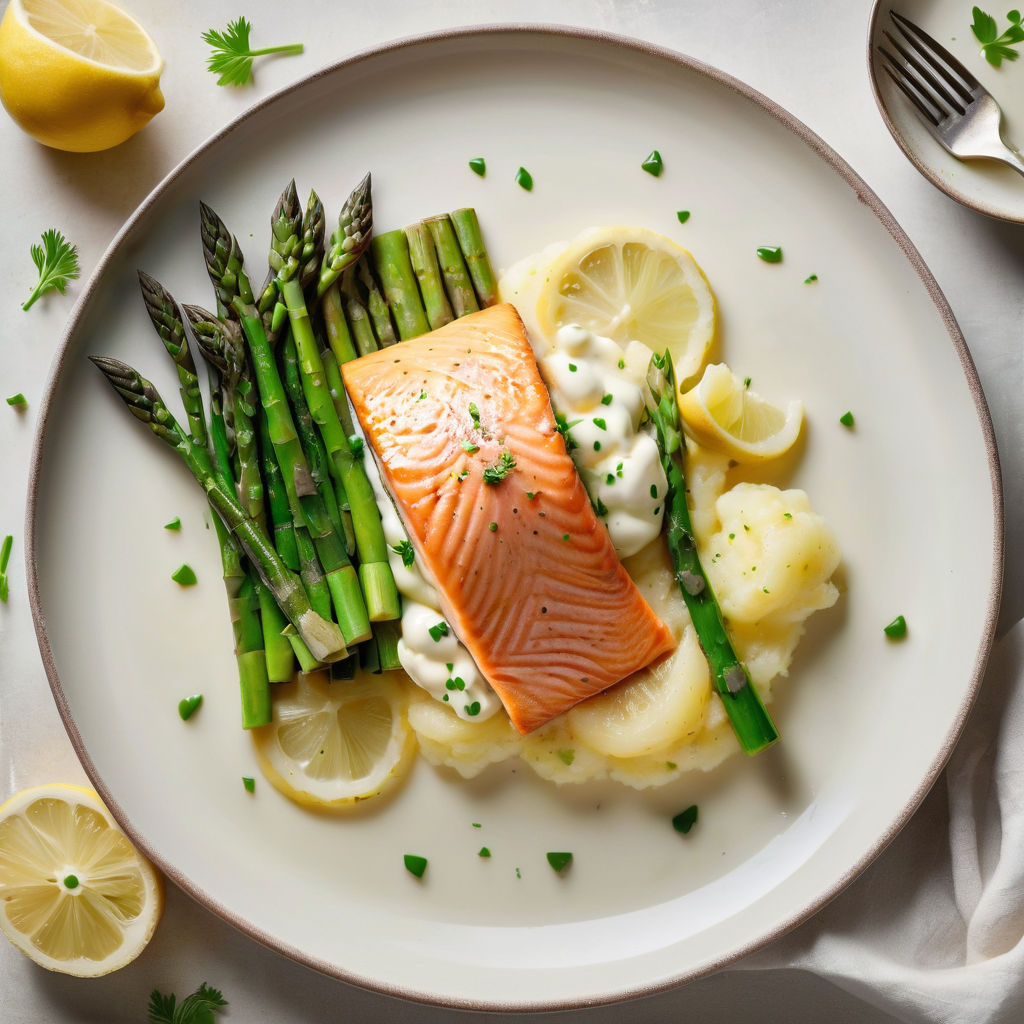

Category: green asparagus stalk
[646, 350, 779, 755]
[424, 214, 479, 317]
[199, 200, 369, 646]
[405, 221, 453, 330]
[451, 208, 498, 307]
[262, 181, 398, 623]
[317, 171, 372, 298]
[370, 229, 430, 340]
[320, 279, 358, 364]
[90, 355, 347, 664]
[341, 267, 380, 357]
[357, 258, 397, 347]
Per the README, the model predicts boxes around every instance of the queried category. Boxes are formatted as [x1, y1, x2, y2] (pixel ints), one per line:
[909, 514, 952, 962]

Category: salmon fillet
[342, 303, 676, 734]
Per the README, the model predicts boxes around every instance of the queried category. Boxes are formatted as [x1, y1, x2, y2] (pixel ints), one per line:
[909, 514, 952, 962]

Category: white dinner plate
[869, 0, 1024, 222]
[27, 26, 1002, 1010]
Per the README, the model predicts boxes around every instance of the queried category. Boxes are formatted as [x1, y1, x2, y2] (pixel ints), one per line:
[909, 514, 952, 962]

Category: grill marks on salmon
[342, 303, 676, 734]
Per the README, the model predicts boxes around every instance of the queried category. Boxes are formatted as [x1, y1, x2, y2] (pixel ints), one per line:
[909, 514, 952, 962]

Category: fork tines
[880, 11, 980, 126]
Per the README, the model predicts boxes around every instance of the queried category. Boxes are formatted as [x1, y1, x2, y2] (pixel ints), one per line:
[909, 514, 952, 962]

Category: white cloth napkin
[732, 618, 1024, 1023]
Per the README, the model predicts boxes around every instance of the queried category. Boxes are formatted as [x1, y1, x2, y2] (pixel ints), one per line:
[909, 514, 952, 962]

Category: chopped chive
[478, 846, 492, 857]
[177, 694, 202, 721]
[465, 701, 481, 716]
[515, 867, 522, 879]
[546, 851, 573, 873]
[489, 521, 498, 532]
[428, 621, 450, 642]
[164, 516, 182, 531]
[756, 245, 783, 263]
[404, 854, 428, 878]
[468, 156, 486, 176]
[805, 273, 818, 283]
[650, 484, 658, 499]
[6, 393, 27, 408]
[391, 539, 415, 567]
[601, 393, 613, 405]
[526, 491, 537, 499]
[593, 417, 606, 430]
[593, 441, 601, 451]
[676, 210, 691, 223]
[472, 822, 481, 828]
[0, 534, 12, 604]
[461, 440, 479, 453]
[62, 874, 79, 889]
[171, 563, 197, 586]
[557, 749, 575, 766]
[672, 804, 699, 834]
[884, 615, 908, 639]
[641, 150, 663, 176]
[514, 166, 534, 191]
[606, 473, 615, 485]
[743, 377, 752, 389]
[666, 761, 677, 770]
[416, 390, 427, 402]
[839, 410, 855, 428]
[242, 776, 255, 793]
[561, 533, 570, 541]
[783, 512, 793, 519]
[568, 363, 578, 372]
[617, 358, 625, 369]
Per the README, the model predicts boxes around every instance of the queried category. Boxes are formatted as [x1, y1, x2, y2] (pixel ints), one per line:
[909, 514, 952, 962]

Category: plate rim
[23, 22, 1004, 1012]
[866, 0, 1024, 225]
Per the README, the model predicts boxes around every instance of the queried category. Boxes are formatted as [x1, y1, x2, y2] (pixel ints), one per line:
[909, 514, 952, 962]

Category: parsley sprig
[971, 6, 1024, 66]
[202, 17, 304, 87]
[22, 229, 80, 311]
[147, 982, 227, 1024]
[482, 450, 516, 484]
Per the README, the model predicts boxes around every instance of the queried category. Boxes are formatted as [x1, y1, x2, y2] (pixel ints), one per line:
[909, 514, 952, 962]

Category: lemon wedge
[0, 784, 163, 976]
[0, 0, 164, 152]
[678, 362, 803, 462]
[536, 226, 716, 383]
[252, 670, 416, 808]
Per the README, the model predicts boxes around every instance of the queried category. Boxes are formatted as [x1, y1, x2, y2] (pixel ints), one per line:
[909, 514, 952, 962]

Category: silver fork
[878, 10, 1024, 178]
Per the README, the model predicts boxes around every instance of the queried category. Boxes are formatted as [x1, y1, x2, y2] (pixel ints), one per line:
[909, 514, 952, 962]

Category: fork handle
[992, 147, 1024, 180]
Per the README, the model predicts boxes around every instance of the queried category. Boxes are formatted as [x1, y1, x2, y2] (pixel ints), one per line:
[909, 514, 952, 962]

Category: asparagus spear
[646, 350, 779, 755]
[405, 221, 453, 330]
[262, 181, 399, 623]
[451, 208, 498, 308]
[138, 273, 273, 723]
[424, 214, 479, 317]
[317, 171, 372, 298]
[90, 355, 347, 665]
[341, 266, 381, 357]
[370, 229, 429, 340]
[199, 200, 370, 646]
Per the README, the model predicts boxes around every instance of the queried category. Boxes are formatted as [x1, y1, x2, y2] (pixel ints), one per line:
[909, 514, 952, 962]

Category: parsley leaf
[147, 982, 227, 1024]
[22, 230, 80, 311]
[482, 450, 516, 485]
[971, 7, 1024, 66]
[202, 17, 303, 87]
[391, 539, 415, 567]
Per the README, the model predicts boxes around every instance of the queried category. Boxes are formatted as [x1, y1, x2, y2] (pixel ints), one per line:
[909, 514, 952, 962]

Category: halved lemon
[0, 784, 163, 976]
[536, 226, 716, 383]
[678, 362, 803, 462]
[252, 670, 416, 808]
[0, 0, 164, 152]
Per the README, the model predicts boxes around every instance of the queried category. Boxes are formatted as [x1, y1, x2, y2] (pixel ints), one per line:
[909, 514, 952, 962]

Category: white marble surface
[0, 1, 1020, 1021]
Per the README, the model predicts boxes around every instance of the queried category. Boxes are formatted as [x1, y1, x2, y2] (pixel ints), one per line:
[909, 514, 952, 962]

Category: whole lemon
[0, 0, 164, 153]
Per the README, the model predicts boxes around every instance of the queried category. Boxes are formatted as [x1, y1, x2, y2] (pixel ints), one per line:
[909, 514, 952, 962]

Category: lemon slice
[536, 226, 716, 382]
[0, 784, 163, 976]
[678, 362, 803, 462]
[0, 0, 164, 152]
[252, 670, 416, 808]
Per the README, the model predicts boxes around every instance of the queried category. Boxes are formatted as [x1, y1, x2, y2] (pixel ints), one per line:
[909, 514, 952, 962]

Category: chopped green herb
[178, 694, 203, 721]
[601, 393, 613, 405]
[171, 563, 197, 586]
[650, 484, 658, 499]
[164, 517, 182, 531]
[482, 450, 516, 484]
[839, 410, 855, 428]
[242, 776, 255, 793]
[22, 229, 80, 311]
[606, 473, 615, 486]
[478, 846, 492, 857]
[593, 497, 609, 517]
[348, 434, 365, 459]
[515, 867, 522, 879]
[804, 273, 818, 283]
[0, 534, 12, 604]
[514, 166, 534, 191]
[557, 749, 575, 766]
[526, 491, 537, 499]
[488, 521, 498, 532]
[6, 394, 27, 408]
[404, 854, 428, 878]
[202, 16, 303, 87]
[416, 390, 427, 401]
[428, 621, 450, 642]
[971, 6, 1024, 66]
[756, 245, 783, 263]
[469, 156, 487, 176]
[641, 150, 663, 176]
[561, 533, 570, 542]
[554, 412, 580, 451]
[466, 701, 481, 716]
[666, 761, 678, 771]
[676, 210, 691, 223]
[593, 417, 606, 431]
[884, 615, 908, 639]
[783, 512, 793, 519]
[672, 804, 699, 834]
[461, 440, 479, 453]
[567, 362, 578, 373]
[593, 440, 602, 451]
[391, 539, 415, 567]
[147, 982, 227, 1024]
[472, 822, 482, 828]
[743, 376, 752, 389]
[63, 874, 79, 889]
[617, 358, 625, 369]
[546, 851, 573, 873]
[468, 401, 481, 429]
